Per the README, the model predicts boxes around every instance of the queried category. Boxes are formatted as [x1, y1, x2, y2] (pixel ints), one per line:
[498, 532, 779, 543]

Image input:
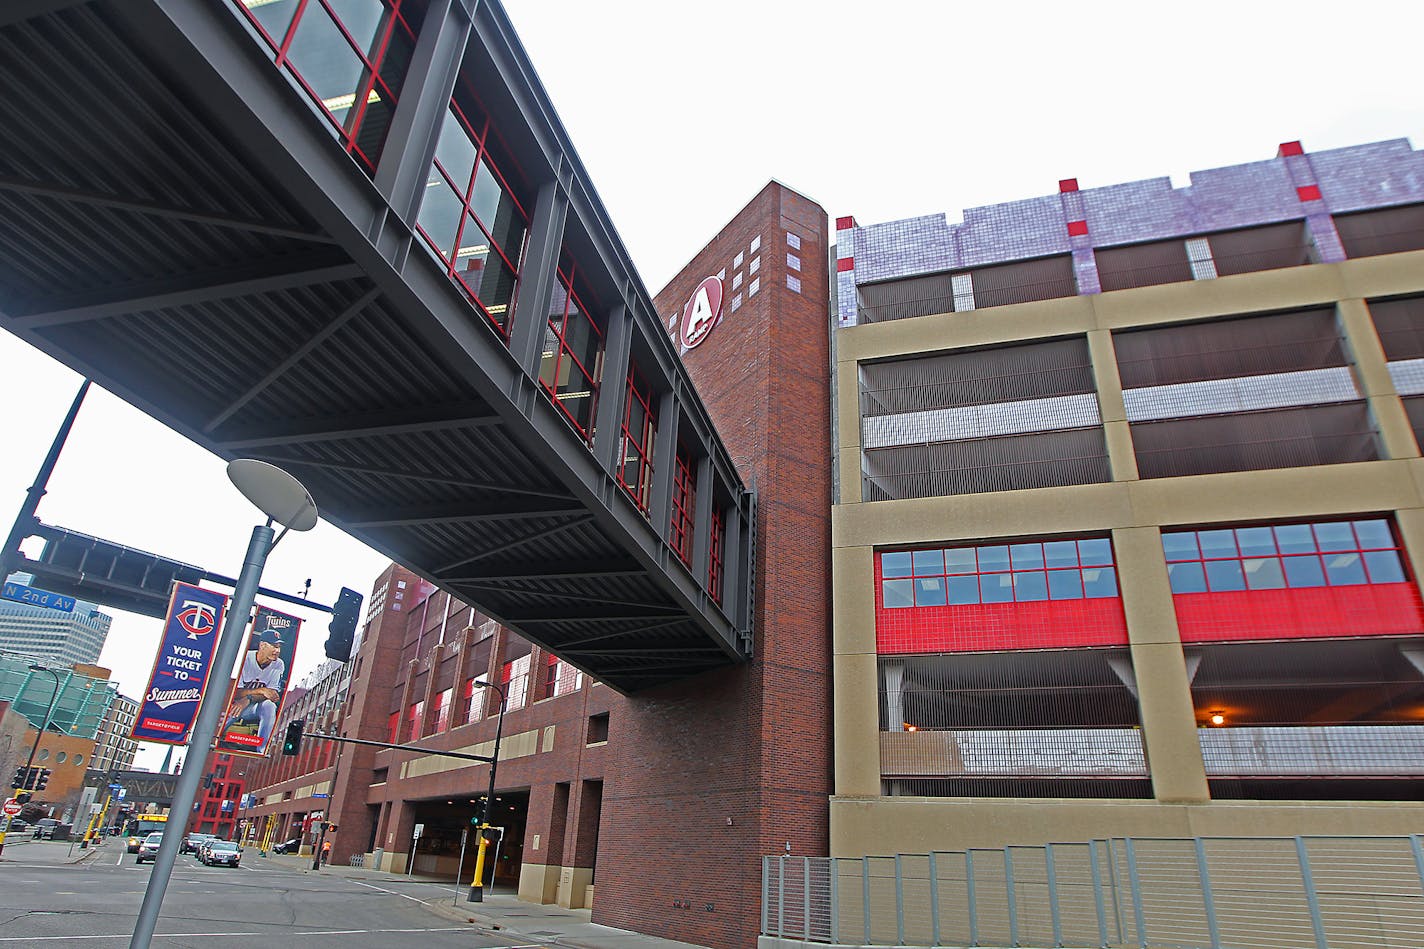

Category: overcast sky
[1, 0, 1420, 769]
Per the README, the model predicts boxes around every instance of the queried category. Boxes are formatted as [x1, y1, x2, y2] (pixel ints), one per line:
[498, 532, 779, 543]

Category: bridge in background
[0, 0, 754, 693]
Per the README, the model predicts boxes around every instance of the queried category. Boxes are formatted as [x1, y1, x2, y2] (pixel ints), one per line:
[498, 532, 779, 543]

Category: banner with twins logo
[131, 582, 230, 744]
[214, 605, 301, 758]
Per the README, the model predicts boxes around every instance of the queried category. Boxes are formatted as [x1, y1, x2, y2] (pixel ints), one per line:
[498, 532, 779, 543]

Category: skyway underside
[0, 0, 752, 692]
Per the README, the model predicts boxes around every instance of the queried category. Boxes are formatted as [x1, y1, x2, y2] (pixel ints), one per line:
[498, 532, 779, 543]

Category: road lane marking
[352, 879, 432, 905]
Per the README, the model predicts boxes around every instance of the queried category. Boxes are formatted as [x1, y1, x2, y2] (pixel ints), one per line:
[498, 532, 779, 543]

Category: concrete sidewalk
[0, 834, 109, 864]
[256, 850, 713, 949]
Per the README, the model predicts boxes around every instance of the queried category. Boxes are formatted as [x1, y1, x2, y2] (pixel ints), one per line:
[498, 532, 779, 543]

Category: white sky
[1, 0, 1421, 770]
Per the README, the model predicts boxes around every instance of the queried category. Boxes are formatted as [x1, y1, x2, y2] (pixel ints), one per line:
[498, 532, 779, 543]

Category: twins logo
[176, 599, 219, 641]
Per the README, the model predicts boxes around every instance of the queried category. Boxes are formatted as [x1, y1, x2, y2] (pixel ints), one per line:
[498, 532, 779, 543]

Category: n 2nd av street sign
[1, 580, 76, 613]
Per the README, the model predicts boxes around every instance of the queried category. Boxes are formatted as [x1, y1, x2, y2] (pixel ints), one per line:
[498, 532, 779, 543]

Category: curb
[65, 844, 105, 864]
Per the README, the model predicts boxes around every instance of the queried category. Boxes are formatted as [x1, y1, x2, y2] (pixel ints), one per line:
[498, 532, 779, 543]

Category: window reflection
[1164, 519, 1411, 594]
[234, 0, 419, 171]
[880, 537, 1120, 608]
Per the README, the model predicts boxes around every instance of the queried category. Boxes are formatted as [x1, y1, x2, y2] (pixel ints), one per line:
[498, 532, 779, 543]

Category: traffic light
[281, 719, 305, 756]
[14, 792, 31, 804]
[11, 767, 28, 790]
[324, 587, 363, 662]
[33, 769, 49, 792]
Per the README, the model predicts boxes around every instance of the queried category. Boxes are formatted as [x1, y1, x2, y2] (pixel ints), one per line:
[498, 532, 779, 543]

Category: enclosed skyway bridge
[0, 0, 754, 693]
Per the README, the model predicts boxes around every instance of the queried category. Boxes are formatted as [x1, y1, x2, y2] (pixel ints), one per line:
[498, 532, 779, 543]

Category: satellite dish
[226, 460, 319, 532]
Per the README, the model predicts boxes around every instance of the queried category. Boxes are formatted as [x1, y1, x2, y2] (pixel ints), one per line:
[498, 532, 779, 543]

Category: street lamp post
[466, 678, 506, 902]
[129, 461, 318, 949]
[0, 663, 64, 856]
[22, 664, 63, 781]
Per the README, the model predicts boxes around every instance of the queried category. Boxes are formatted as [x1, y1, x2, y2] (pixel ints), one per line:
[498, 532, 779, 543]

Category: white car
[135, 832, 164, 864]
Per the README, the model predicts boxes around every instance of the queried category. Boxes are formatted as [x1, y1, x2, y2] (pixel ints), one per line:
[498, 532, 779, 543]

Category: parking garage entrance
[404, 790, 528, 888]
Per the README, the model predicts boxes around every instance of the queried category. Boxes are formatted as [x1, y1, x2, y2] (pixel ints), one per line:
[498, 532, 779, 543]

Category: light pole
[466, 678, 506, 902]
[129, 461, 317, 949]
[21, 664, 62, 786]
[0, 663, 64, 856]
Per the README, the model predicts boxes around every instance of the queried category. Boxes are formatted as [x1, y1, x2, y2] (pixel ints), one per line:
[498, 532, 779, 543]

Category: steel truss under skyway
[0, 0, 754, 692]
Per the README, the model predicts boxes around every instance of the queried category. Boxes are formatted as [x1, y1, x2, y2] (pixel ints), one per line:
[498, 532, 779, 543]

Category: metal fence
[762, 835, 1424, 948]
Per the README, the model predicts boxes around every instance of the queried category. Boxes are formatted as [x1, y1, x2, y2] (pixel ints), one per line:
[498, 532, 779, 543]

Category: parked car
[6, 819, 28, 833]
[272, 837, 302, 854]
[182, 833, 213, 855]
[135, 832, 164, 864]
[32, 818, 70, 840]
[202, 840, 242, 867]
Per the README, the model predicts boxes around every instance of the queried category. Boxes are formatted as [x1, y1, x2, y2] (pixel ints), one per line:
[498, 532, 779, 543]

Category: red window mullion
[708, 508, 725, 602]
[462, 210, 524, 281]
[271, 0, 313, 66]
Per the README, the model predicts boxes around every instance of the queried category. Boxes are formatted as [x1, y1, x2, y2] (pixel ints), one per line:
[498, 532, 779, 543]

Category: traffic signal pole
[0, 379, 88, 581]
[466, 679, 506, 903]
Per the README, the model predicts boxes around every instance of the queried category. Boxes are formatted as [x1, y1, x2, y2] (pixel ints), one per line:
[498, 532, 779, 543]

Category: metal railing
[762, 835, 1424, 948]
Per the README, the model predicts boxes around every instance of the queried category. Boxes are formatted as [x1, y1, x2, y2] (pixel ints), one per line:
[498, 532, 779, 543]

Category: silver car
[135, 832, 164, 864]
[203, 839, 242, 867]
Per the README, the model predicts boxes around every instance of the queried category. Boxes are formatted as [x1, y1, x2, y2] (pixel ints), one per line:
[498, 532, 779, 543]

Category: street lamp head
[226, 459, 318, 531]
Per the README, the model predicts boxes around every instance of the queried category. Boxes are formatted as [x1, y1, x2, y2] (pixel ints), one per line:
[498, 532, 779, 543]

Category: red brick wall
[595, 182, 832, 949]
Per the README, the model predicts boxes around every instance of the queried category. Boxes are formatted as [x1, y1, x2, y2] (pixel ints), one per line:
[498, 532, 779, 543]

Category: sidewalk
[0, 834, 109, 864]
[257, 850, 713, 949]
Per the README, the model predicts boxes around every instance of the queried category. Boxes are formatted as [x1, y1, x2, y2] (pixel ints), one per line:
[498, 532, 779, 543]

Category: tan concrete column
[1393, 508, 1424, 581]
[833, 544, 881, 796]
[1338, 298, 1419, 459]
[1112, 526, 1209, 802]
[1088, 329, 1139, 481]
[837, 359, 865, 503]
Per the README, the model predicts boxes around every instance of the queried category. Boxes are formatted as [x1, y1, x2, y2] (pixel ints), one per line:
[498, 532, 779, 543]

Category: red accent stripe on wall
[1296, 184, 1322, 202]
[876, 599, 1129, 654]
[836, 216, 857, 231]
[1059, 178, 1079, 193]
[1278, 141, 1305, 157]
[1174, 583, 1424, 644]
[1066, 219, 1089, 237]
[836, 257, 855, 272]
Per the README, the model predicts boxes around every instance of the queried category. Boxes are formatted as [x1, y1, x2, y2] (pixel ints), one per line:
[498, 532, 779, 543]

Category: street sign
[2, 799, 21, 818]
[1, 580, 76, 613]
[413, 823, 424, 839]
[312, 792, 330, 799]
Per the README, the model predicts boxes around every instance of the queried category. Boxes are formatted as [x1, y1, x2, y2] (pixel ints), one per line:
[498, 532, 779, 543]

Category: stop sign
[2, 799, 21, 818]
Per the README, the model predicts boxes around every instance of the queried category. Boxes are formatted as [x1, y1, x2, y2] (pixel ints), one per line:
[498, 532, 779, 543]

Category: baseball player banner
[215, 605, 301, 757]
[131, 582, 230, 744]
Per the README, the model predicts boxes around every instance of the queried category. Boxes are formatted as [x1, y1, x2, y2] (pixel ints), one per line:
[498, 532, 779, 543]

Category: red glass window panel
[545, 654, 560, 693]
[1163, 518, 1423, 642]
[539, 266, 604, 439]
[406, 700, 423, 741]
[502, 655, 530, 712]
[670, 444, 697, 566]
[464, 677, 483, 723]
[708, 507, 725, 604]
[387, 711, 399, 744]
[617, 365, 657, 514]
[875, 538, 1126, 654]
[433, 688, 451, 733]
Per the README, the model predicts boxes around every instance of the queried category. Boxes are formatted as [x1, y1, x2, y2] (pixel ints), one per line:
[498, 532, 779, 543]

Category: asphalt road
[0, 839, 532, 947]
